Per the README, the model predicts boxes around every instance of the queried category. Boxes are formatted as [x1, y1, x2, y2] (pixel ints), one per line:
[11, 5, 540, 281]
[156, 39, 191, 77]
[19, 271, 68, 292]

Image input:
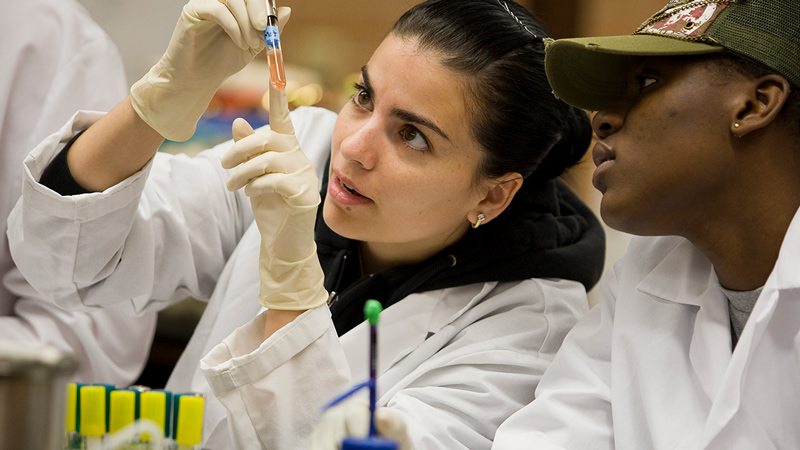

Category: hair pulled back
[391, 0, 592, 185]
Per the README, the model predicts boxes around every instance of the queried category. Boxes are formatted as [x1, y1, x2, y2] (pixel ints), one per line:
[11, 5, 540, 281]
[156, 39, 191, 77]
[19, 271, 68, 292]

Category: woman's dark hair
[391, 0, 592, 185]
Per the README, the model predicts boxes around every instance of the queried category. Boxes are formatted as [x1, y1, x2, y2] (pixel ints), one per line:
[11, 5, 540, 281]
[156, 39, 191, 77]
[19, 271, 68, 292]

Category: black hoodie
[316, 169, 606, 336]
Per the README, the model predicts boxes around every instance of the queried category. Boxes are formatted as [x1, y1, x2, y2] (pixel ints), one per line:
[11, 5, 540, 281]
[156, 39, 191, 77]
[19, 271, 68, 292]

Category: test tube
[64, 383, 81, 450]
[108, 390, 136, 435]
[80, 385, 107, 450]
[265, 0, 286, 90]
[140, 390, 167, 444]
[174, 395, 205, 449]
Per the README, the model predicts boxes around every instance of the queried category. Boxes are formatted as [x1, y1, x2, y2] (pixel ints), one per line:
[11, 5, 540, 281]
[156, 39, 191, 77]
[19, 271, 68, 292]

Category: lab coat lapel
[374, 283, 495, 405]
[700, 207, 800, 448]
[339, 282, 491, 396]
[772, 207, 800, 291]
[636, 239, 732, 402]
[340, 293, 436, 383]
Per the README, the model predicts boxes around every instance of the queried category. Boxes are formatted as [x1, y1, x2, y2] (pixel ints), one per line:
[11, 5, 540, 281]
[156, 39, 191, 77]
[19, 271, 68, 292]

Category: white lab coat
[7, 105, 590, 449]
[0, 0, 156, 385]
[492, 207, 800, 450]
[201, 277, 588, 449]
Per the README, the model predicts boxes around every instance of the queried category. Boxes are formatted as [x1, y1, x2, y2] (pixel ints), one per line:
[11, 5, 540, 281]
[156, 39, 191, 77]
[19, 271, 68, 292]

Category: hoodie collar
[316, 160, 605, 336]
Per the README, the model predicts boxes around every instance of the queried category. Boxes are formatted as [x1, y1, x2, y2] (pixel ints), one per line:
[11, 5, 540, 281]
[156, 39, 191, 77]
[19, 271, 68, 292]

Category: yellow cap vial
[175, 395, 205, 446]
[140, 390, 167, 441]
[79, 386, 107, 437]
[109, 390, 136, 435]
[64, 383, 77, 433]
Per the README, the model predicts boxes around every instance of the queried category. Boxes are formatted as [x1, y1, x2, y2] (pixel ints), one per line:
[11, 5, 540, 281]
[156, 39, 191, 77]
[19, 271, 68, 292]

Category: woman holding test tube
[7, 0, 605, 448]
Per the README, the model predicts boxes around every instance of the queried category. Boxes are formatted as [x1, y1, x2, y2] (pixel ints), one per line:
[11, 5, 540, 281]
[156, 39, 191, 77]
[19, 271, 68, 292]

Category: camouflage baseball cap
[544, 0, 800, 111]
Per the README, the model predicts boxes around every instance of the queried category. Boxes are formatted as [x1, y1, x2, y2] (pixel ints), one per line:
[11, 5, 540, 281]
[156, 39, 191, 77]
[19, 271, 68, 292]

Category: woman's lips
[328, 172, 373, 206]
[592, 141, 615, 191]
[592, 141, 614, 167]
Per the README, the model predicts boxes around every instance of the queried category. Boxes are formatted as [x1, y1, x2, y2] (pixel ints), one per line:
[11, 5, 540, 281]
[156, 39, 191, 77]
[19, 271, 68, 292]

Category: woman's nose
[592, 103, 625, 140]
[339, 120, 379, 170]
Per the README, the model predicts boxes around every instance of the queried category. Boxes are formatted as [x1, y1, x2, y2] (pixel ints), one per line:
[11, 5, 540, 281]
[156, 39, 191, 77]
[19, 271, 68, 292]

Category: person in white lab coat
[489, 0, 800, 448]
[0, 0, 156, 385]
[7, 0, 605, 448]
[315, 0, 800, 448]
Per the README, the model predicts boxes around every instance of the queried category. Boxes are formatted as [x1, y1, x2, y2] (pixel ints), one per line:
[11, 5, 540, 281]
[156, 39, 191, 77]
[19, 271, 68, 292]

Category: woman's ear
[471, 172, 523, 225]
[732, 73, 792, 137]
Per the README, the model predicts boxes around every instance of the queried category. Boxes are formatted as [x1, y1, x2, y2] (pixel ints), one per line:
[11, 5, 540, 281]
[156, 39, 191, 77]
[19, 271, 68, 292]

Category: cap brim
[545, 34, 723, 111]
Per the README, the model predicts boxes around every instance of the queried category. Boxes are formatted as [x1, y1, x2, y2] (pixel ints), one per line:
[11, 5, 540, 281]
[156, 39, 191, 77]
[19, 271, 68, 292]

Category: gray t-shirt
[719, 285, 762, 347]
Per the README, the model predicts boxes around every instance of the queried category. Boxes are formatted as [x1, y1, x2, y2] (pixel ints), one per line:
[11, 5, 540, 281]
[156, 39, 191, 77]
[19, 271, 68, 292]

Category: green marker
[341, 300, 398, 449]
[365, 299, 382, 437]
[364, 299, 382, 325]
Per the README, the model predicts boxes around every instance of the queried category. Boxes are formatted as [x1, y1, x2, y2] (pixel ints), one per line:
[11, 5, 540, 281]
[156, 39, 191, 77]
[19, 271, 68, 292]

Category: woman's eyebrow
[361, 65, 451, 143]
[391, 108, 451, 142]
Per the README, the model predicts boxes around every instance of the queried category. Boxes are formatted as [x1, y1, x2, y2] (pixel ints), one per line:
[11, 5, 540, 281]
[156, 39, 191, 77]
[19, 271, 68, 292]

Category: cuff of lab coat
[201, 304, 333, 397]
[20, 110, 154, 222]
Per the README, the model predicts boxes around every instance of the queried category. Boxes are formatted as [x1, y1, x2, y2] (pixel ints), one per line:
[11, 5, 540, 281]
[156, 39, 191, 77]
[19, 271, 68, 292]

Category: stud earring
[472, 213, 485, 229]
[734, 123, 741, 128]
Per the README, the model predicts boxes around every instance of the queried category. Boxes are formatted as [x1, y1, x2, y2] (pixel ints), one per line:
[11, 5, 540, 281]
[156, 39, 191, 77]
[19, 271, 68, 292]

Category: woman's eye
[637, 75, 657, 89]
[400, 126, 429, 152]
[355, 90, 371, 106]
[351, 83, 373, 110]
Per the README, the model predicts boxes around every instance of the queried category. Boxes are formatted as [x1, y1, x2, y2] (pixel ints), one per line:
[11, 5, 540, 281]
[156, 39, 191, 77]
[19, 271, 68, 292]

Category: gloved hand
[308, 397, 414, 450]
[130, 0, 290, 141]
[221, 84, 328, 311]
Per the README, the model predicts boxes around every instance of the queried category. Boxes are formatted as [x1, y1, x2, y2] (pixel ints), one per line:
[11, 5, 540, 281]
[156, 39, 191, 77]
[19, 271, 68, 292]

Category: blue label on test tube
[264, 26, 280, 49]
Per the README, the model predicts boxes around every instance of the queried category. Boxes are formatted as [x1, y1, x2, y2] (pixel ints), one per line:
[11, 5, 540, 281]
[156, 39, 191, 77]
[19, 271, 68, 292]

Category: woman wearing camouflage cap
[492, 0, 800, 448]
[313, 0, 800, 447]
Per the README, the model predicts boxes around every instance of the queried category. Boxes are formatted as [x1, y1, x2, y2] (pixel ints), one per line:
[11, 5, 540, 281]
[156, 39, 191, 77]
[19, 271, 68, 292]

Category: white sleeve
[0, 0, 146, 386]
[1, 267, 157, 386]
[7, 107, 337, 315]
[201, 306, 352, 450]
[492, 272, 618, 450]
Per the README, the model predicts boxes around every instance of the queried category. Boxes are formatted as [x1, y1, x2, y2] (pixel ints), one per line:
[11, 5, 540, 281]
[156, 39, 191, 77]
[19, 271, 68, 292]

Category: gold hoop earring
[472, 213, 485, 229]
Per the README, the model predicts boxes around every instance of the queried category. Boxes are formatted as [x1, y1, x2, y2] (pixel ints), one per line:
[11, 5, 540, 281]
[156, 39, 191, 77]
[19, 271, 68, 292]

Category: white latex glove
[221, 85, 328, 311]
[308, 397, 414, 450]
[130, 0, 290, 141]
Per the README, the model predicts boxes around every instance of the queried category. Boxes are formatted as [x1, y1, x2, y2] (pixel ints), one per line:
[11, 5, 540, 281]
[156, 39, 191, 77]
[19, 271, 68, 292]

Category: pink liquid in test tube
[265, 1, 286, 91]
[267, 47, 286, 90]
